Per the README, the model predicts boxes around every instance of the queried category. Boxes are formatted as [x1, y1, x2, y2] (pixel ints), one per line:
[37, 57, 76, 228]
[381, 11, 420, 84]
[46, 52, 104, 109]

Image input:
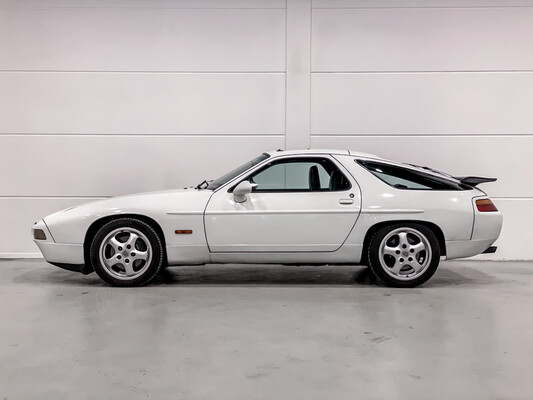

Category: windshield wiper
[195, 180, 213, 190]
[196, 180, 209, 190]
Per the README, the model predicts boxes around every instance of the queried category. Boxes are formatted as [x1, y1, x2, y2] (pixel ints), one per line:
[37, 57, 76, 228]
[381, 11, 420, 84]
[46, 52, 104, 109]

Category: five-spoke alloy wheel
[368, 223, 440, 288]
[90, 218, 163, 287]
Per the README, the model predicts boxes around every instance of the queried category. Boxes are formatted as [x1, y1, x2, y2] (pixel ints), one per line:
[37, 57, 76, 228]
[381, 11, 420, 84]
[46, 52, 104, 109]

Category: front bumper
[34, 240, 84, 264]
[32, 220, 88, 274]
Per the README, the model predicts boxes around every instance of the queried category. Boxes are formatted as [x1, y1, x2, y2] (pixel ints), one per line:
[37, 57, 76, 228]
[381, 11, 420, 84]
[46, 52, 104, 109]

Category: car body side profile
[32, 149, 502, 287]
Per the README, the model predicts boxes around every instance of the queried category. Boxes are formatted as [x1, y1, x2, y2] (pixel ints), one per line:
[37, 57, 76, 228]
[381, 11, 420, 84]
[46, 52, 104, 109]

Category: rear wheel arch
[83, 214, 167, 273]
[361, 220, 446, 266]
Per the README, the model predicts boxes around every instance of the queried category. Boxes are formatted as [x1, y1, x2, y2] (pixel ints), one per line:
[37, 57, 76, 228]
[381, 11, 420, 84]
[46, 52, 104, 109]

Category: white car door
[204, 156, 361, 252]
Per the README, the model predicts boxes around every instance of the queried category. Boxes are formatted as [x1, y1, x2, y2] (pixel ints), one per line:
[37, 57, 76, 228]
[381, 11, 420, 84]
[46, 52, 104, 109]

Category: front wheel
[367, 223, 441, 288]
[90, 218, 164, 287]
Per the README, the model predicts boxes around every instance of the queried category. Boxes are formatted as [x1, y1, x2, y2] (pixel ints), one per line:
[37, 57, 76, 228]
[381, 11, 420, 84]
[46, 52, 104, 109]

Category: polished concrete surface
[1, 259, 532, 400]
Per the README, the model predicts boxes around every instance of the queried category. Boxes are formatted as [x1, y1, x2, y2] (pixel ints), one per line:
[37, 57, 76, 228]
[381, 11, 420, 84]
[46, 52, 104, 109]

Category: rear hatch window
[357, 160, 469, 191]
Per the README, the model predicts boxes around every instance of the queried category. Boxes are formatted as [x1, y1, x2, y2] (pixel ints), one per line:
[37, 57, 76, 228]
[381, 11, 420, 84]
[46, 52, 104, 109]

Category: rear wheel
[368, 223, 440, 288]
[90, 218, 164, 287]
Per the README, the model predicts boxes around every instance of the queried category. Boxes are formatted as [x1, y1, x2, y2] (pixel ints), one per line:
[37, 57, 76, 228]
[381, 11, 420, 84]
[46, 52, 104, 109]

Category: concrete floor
[1, 260, 532, 400]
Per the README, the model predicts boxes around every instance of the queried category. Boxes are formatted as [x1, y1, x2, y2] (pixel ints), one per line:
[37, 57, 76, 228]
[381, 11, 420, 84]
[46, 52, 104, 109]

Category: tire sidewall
[90, 218, 163, 287]
[368, 223, 441, 288]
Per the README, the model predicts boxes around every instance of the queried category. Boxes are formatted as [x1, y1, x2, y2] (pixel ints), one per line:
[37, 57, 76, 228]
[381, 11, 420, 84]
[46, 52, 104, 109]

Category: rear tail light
[476, 199, 498, 212]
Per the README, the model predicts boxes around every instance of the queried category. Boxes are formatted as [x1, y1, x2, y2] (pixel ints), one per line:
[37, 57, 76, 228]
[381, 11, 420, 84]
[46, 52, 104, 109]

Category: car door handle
[339, 199, 354, 205]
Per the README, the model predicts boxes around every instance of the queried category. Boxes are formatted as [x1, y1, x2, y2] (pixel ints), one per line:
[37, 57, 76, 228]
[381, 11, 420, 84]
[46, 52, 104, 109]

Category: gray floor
[1, 260, 532, 400]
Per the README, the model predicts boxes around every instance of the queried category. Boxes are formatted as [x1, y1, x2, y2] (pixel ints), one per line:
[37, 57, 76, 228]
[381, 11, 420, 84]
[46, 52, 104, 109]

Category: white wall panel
[473, 199, 533, 261]
[311, 135, 533, 198]
[0, 198, 104, 257]
[1, 0, 532, 261]
[285, 0, 312, 149]
[0, 73, 285, 134]
[311, 73, 533, 135]
[312, 8, 533, 72]
[0, 8, 285, 72]
[0, 135, 284, 196]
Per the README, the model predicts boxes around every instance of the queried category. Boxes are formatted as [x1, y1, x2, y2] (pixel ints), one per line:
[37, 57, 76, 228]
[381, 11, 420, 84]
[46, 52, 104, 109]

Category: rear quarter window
[357, 160, 467, 191]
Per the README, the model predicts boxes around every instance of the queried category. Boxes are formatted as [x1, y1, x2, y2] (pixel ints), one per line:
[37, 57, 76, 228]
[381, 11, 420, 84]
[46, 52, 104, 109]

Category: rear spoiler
[455, 176, 497, 187]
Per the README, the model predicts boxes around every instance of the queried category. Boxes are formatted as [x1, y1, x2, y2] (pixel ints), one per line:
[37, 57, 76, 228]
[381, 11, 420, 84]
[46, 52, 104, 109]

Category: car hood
[44, 187, 214, 227]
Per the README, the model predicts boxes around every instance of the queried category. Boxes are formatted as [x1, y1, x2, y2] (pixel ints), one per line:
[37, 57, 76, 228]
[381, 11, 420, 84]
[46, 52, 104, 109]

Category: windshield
[206, 153, 270, 190]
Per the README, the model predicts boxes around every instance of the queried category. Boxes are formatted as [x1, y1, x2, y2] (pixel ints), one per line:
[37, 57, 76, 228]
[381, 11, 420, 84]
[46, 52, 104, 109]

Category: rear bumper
[445, 197, 503, 260]
[445, 238, 498, 260]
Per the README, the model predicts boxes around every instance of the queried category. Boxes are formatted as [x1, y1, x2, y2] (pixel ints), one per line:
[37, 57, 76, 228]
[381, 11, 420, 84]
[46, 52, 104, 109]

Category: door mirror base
[233, 181, 255, 203]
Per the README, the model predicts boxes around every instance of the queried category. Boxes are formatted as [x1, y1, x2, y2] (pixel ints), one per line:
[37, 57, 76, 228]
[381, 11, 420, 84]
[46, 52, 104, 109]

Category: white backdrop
[1, 0, 531, 260]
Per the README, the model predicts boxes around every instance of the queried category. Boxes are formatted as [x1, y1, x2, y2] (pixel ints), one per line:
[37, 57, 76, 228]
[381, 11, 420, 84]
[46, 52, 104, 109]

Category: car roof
[265, 149, 381, 159]
[264, 149, 462, 184]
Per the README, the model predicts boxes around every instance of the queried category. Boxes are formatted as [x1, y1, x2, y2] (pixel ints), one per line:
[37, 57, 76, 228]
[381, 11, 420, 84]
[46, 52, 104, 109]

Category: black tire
[367, 223, 440, 288]
[89, 218, 164, 287]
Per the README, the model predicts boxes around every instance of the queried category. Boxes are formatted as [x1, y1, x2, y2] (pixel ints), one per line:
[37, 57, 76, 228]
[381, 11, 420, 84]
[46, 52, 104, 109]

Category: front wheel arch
[83, 214, 167, 274]
[360, 220, 446, 266]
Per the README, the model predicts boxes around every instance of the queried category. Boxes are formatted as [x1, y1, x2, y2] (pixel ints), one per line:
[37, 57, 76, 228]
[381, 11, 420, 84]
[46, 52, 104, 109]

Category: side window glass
[249, 158, 351, 192]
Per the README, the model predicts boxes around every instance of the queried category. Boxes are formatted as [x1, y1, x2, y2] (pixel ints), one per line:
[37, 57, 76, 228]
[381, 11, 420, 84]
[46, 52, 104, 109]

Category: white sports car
[32, 149, 502, 288]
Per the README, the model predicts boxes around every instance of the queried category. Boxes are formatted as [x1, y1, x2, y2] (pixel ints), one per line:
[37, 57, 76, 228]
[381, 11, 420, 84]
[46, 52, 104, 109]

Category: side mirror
[233, 181, 256, 203]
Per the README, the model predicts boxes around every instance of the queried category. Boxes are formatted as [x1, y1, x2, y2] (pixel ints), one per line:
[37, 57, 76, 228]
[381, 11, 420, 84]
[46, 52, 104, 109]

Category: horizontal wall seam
[0, 133, 286, 137]
[0, 70, 287, 74]
[311, 134, 533, 137]
[0, 254, 42, 259]
[312, 6, 533, 10]
[0, 7, 287, 10]
[6, 134, 530, 138]
[311, 70, 533, 74]
[0, 196, 110, 199]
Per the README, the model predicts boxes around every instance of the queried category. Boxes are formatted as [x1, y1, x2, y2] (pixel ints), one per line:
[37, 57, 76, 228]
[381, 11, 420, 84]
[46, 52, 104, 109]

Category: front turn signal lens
[33, 229, 47, 240]
[476, 199, 498, 212]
